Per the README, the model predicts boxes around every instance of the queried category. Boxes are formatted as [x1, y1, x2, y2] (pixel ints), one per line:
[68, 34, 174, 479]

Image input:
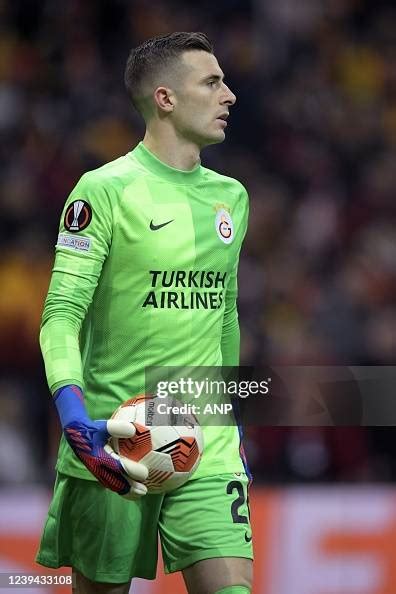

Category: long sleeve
[220, 187, 249, 367]
[220, 261, 240, 366]
[40, 174, 114, 394]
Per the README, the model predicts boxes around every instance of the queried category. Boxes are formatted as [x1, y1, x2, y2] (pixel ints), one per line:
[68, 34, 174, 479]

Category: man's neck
[142, 128, 201, 171]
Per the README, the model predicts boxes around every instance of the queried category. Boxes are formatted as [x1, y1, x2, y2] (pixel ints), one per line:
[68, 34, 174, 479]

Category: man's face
[170, 51, 236, 148]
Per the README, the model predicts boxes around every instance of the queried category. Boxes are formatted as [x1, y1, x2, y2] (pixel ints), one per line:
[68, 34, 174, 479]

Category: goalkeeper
[37, 32, 252, 594]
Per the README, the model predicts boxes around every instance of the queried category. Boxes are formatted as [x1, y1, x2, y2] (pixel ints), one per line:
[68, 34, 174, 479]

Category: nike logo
[150, 219, 174, 231]
[244, 532, 252, 543]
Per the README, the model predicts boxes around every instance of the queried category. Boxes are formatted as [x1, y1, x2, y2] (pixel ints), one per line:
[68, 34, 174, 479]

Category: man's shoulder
[78, 152, 145, 192]
[201, 166, 248, 201]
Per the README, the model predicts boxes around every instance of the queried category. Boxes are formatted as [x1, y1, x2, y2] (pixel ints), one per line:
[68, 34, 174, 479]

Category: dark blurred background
[0, 0, 395, 487]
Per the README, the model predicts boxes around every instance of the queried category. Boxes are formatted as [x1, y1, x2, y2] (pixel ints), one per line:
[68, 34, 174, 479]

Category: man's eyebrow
[202, 73, 225, 82]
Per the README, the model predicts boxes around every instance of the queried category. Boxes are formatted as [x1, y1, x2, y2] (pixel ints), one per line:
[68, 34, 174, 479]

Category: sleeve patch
[57, 233, 92, 252]
[64, 200, 92, 232]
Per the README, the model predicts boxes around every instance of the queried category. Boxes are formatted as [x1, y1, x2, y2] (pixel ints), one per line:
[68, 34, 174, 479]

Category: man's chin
[201, 131, 226, 148]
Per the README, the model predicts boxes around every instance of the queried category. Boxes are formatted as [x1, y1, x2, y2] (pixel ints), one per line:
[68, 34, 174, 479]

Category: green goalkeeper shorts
[36, 472, 253, 583]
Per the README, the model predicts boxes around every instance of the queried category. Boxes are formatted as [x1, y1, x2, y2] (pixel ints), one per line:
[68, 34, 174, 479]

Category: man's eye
[207, 80, 217, 87]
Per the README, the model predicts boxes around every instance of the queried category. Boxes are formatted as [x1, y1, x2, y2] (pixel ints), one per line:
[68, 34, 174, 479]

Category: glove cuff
[54, 384, 89, 429]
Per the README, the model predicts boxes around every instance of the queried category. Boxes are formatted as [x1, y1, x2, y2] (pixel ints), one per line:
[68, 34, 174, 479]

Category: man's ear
[153, 86, 175, 113]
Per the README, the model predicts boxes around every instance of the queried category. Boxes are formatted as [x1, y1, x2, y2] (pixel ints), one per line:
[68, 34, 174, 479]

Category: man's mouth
[216, 113, 229, 126]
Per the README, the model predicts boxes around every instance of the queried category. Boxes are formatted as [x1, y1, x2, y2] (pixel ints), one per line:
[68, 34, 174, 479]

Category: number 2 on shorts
[226, 480, 249, 524]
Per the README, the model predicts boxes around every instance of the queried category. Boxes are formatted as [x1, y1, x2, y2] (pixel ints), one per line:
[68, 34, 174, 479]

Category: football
[110, 395, 204, 493]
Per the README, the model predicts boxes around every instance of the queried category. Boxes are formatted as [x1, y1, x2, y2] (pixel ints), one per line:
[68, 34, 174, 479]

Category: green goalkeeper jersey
[40, 142, 249, 480]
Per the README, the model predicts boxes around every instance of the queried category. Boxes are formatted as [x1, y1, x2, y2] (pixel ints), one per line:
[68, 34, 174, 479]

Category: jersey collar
[130, 142, 203, 185]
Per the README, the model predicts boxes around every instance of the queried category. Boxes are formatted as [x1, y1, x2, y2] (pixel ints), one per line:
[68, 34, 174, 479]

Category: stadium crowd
[0, 0, 395, 485]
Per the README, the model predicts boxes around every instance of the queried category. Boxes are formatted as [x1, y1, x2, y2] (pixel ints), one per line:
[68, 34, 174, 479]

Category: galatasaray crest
[215, 208, 234, 244]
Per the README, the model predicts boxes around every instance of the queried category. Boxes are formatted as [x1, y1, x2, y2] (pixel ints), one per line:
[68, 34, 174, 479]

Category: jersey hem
[190, 459, 246, 481]
[55, 459, 247, 482]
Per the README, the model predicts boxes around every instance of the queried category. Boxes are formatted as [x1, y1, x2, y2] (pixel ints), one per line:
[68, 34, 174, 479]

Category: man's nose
[222, 84, 236, 106]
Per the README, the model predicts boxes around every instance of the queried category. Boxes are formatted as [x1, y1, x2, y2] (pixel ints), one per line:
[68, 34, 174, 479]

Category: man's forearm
[221, 305, 240, 367]
[40, 316, 84, 393]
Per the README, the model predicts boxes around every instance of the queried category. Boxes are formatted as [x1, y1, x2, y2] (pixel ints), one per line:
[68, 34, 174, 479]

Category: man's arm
[40, 173, 113, 392]
[221, 188, 249, 367]
[40, 174, 148, 498]
[221, 262, 240, 367]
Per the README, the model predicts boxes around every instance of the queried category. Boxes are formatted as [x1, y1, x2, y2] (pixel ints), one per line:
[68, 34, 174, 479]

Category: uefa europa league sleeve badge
[64, 200, 92, 233]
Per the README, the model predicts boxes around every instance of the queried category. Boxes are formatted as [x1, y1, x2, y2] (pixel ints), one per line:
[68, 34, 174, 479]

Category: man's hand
[54, 385, 148, 499]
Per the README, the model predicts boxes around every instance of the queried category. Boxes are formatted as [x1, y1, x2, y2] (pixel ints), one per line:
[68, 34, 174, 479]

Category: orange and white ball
[110, 396, 203, 493]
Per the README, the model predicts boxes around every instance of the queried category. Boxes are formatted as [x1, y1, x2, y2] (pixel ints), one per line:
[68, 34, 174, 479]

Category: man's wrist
[54, 384, 90, 429]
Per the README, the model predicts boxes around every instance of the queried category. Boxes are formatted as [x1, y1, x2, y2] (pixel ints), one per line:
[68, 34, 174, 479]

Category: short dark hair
[124, 32, 213, 118]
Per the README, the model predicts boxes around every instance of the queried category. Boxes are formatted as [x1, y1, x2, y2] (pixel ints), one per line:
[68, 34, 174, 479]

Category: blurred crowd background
[0, 0, 395, 487]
